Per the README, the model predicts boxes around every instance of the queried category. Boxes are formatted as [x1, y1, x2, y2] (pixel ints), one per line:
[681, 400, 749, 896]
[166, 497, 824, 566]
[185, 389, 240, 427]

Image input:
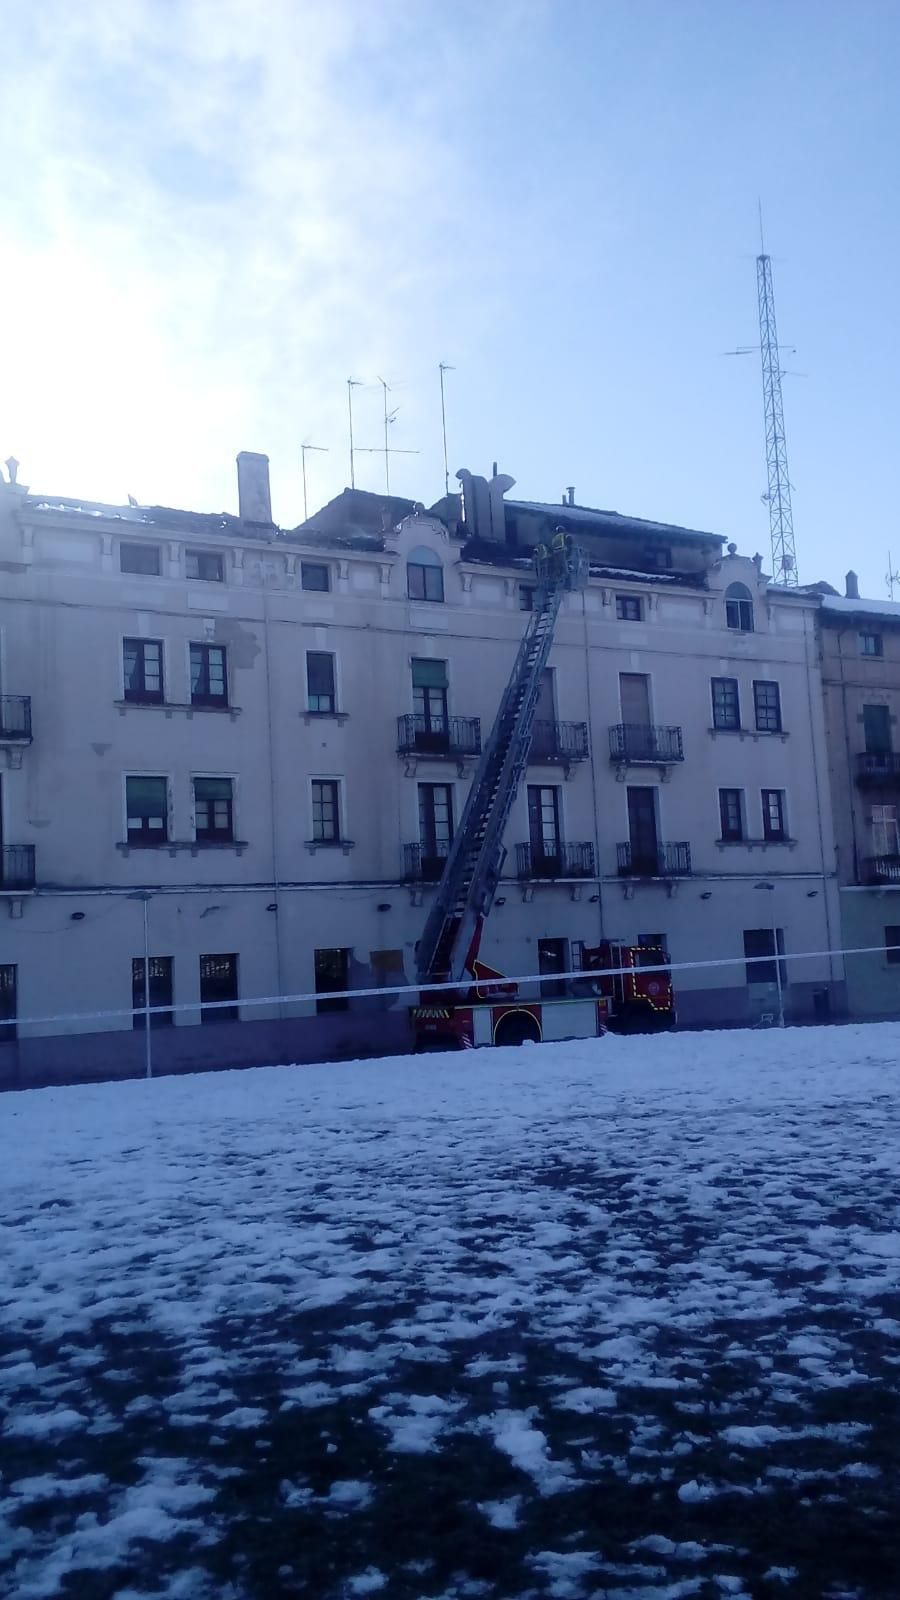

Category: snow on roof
[506, 499, 724, 545]
[820, 594, 900, 622]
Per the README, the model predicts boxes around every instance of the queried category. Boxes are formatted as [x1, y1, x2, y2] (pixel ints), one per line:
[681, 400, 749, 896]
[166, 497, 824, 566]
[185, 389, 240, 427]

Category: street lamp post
[128, 891, 153, 1078]
[755, 881, 784, 1028]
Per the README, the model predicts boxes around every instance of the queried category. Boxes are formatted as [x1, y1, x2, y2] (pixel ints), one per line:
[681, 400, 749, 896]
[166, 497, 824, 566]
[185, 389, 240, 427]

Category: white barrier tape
[5, 941, 888, 1033]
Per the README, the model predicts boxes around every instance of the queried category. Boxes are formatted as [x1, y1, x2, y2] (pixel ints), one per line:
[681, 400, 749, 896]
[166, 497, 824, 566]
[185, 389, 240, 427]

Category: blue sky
[2, 0, 898, 593]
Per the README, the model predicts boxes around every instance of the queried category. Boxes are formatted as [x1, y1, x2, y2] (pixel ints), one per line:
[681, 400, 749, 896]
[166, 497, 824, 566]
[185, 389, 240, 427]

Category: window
[312, 779, 341, 843]
[126, 776, 168, 844]
[753, 680, 782, 734]
[193, 777, 234, 842]
[744, 928, 786, 988]
[315, 947, 349, 1014]
[412, 659, 448, 735]
[301, 561, 330, 592]
[131, 957, 173, 1028]
[871, 804, 899, 858]
[863, 704, 892, 754]
[0, 964, 17, 1044]
[199, 954, 238, 1023]
[186, 549, 224, 582]
[407, 547, 444, 603]
[307, 652, 336, 714]
[538, 937, 569, 1000]
[123, 638, 163, 703]
[518, 585, 534, 612]
[190, 643, 228, 707]
[418, 783, 453, 878]
[711, 676, 740, 730]
[120, 542, 161, 576]
[725, 582, 754, 632]
[859, 631, 883, 658]
[719, 788, 744, 841]
[762, 789, 787, 841]
[885, 927, 900, 966]
[646, 547, 672, 570]
[527, 785, 562, 865]
[616, 594, 643, 622]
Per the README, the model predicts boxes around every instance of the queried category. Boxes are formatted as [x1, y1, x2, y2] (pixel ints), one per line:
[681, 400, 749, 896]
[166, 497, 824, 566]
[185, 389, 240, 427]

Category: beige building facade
[0, 456, 844, 1083]
[819, 585, 900, 1017]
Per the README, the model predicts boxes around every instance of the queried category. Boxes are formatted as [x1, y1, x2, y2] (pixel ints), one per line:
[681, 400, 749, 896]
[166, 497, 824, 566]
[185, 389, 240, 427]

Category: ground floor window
[132, 957, 174, 1028]
[885, 926, 900, 966]
[0, 964, 17, 1043]
[743, 928, 786, 988]
[199, 954, 239, 1023]
[315, 948, 350, 1013]
[537, 937, 569, 999]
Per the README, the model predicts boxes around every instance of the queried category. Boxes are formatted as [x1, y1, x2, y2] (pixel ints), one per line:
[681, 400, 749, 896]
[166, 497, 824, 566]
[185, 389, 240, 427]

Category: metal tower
[757, 251, 798, 586]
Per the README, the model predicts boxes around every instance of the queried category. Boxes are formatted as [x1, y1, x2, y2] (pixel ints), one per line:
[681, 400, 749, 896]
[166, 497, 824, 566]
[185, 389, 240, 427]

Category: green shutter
[194, 777, 232, 801]
[411, 658, 447, 688]
[126, 777, 167, 815]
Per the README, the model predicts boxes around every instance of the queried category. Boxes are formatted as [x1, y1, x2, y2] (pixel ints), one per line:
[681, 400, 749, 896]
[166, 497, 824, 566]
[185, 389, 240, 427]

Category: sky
[1, 0, 898, 594]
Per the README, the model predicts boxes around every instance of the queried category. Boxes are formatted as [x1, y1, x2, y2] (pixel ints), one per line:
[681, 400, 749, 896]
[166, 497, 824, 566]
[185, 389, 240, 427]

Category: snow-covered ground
[2, 1027, 900, 1599]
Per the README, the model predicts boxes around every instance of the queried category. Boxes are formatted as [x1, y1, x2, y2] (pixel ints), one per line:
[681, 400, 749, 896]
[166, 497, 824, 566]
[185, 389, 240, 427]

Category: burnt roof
[506, 499, 724, 546]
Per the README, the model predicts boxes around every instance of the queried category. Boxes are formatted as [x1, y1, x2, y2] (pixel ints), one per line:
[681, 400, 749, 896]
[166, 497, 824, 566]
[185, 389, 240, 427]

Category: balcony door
[872, 804, 900, 859]
[412, 659, 448, 751]
[863, 704, 892, 754]
[418, 784, 453, 879]
[627, 786, 658, 874]
[620, 673, 651, 727]
[528, 785, 562, 873]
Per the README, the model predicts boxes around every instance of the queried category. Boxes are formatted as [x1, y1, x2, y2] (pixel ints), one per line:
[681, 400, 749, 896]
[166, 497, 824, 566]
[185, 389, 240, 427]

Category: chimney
[236, 451, 272, 524]
[845, 570, 859, 600]
[566, 486, 575, 507]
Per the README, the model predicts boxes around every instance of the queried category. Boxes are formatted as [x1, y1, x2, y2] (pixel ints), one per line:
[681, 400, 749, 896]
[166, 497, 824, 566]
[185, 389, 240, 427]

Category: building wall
[819, 606, 900, 1017]
[0, 477, 845, 1082]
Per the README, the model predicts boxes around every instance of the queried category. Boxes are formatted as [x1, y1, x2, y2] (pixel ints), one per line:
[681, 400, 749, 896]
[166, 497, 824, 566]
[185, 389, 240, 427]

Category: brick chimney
[236, 451, 272, 524]
[845, 570, 859, 600]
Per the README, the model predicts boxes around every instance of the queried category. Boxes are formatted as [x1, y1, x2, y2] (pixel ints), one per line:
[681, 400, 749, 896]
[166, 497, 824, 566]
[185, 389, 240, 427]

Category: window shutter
[411, 658, 447, 688]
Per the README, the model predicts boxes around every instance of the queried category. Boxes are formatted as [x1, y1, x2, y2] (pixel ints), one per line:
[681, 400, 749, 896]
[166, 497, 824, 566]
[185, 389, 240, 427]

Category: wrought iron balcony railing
[529, 720, 590, 764]
[396, 715, 481, 760]
[0, 845, 36, 890]
[403, 843, 451, 882]
[515, 841, 595, 880]
[609, 723, 683, 764]
[0, 696, 32, 742]
[864, 855, 900, 885]
[856, 752, 900, 786]
[617, 841, 692, 878]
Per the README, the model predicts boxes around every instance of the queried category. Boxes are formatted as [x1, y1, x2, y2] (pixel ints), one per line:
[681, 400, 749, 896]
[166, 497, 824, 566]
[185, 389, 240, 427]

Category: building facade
[0, 456, 844, 1085]
[819, 583, 900, 1017]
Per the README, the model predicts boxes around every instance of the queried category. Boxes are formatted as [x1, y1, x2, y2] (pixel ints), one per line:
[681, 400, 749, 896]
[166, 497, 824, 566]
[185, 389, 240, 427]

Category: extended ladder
[416, 533, 587, 986]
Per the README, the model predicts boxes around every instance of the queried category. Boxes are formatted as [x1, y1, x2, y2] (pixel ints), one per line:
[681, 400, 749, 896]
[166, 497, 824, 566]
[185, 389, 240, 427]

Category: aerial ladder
[416, 531, 587, 992]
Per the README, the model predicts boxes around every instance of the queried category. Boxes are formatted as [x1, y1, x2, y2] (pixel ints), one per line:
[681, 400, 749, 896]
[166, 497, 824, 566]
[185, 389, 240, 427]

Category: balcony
[856, 752, 900, 787]
[403, 843, 450, 883]
[515, 842, 595, 880]
[0, 845, 36, 891]
[397, 715, 481, 764]
[529, 721, 590, 767]
[0, 696, 32, 766]
[617, 841, 692, 878]
[609, 723, 683, 766]
[863, 855, 900, 885]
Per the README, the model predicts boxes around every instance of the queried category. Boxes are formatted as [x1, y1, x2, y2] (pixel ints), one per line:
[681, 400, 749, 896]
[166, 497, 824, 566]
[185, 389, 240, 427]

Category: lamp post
[755, 881, 784, 1027]
[128, 891, 153, 1078]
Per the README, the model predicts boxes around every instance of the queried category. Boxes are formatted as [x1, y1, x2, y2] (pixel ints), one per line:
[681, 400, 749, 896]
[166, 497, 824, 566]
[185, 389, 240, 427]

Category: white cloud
[1, 0, 536, 519]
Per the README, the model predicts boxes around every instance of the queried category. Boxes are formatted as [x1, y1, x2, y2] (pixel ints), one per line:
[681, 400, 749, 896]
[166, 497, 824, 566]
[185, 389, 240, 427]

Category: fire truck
[411, 533, 675, 1050]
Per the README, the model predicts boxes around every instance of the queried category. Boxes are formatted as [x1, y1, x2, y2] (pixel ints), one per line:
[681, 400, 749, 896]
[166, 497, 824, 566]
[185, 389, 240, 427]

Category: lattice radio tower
[757, 237, 798, 586]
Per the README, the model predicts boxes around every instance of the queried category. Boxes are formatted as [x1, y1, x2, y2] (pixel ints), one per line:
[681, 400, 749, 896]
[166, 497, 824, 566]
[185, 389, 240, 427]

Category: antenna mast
[347, 378, 362, 489]
[756, 231, 798, 586]
[356, 377, 418, 492]
[439, 362, 454, 497]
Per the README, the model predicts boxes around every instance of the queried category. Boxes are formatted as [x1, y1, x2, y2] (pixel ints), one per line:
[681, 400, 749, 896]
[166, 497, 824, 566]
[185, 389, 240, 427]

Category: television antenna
[439, 362, 455, 496]
[355, 376, 418, 493]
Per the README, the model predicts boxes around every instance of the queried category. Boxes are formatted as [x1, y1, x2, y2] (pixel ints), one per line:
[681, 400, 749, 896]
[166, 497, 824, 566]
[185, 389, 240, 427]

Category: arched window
[407, 546, 444, 603]
[725, 582, 754, 632]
